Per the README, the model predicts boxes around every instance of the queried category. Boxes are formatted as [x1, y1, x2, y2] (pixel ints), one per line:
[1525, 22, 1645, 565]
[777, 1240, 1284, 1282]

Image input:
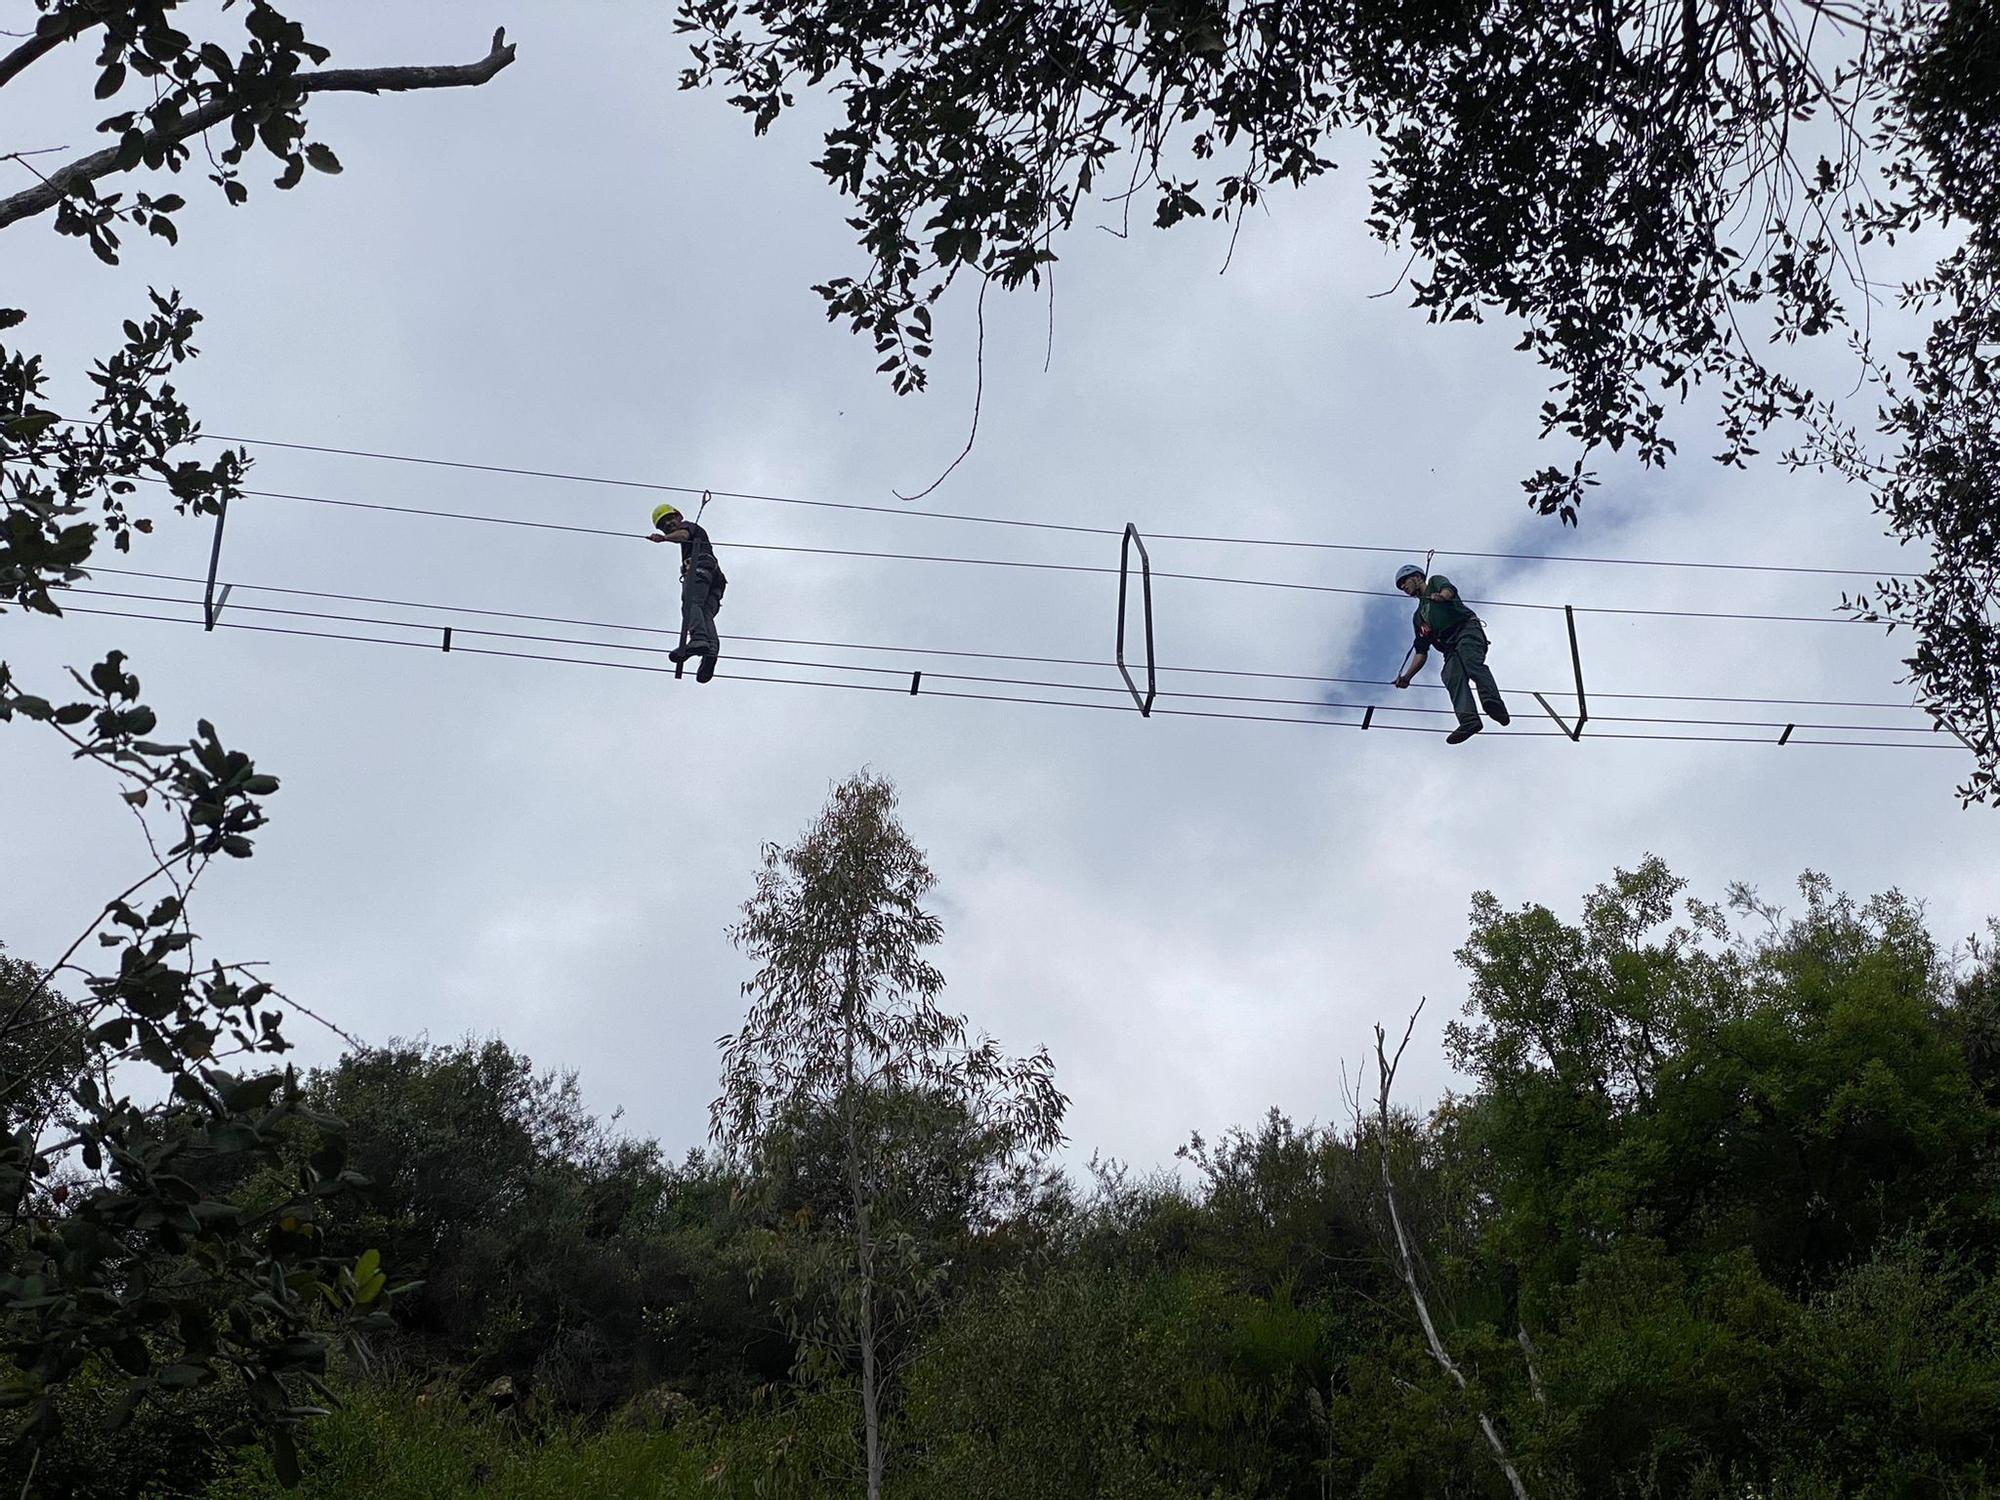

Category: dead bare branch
[1372, 998, 1531, 1500]
[1518, 1326, 1547, 1408]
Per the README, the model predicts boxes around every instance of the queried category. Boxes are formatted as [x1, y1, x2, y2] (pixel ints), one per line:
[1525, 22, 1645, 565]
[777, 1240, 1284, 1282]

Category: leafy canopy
[677, 0, 2000, 799]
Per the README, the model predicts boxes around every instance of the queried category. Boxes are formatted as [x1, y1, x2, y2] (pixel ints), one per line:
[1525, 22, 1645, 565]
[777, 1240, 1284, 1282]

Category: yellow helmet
[651, 503, 682, 529]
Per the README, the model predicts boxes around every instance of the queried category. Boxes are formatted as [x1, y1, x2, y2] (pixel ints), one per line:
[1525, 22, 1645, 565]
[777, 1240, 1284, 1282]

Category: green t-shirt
[1412, 574, 1476, 648]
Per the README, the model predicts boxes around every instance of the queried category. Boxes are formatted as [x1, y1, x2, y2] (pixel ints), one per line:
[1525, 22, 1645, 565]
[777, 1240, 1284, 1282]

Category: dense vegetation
[8, 788, 1995, 1497]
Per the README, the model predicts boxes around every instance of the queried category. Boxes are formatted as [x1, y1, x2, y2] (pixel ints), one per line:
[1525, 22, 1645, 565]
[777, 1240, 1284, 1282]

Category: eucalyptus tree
[713, 771, 1066, 1500]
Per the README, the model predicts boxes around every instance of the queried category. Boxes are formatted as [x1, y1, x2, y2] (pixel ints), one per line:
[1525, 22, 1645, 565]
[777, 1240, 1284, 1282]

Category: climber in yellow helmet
[649, 502, 727, 682]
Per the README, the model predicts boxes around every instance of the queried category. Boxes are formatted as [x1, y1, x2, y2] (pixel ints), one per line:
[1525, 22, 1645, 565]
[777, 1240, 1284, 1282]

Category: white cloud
[4, 0, 1993, 1175]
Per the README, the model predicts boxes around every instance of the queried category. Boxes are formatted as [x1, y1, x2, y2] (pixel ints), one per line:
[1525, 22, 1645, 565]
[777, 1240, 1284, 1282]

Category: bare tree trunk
[842, 946, 884, 1500]
[1373, 1003, 1531, 1500]
[1518, 1327, 1548, 1409]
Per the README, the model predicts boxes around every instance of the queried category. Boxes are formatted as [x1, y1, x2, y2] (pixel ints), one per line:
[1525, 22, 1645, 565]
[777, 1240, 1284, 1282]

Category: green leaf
[105, 1379, 146, 1430]
[109, 1337, 152, 1376]
[95, 62, 126, 99]
[303, 143, 342, 175]
[272, 1429, 300, 1488]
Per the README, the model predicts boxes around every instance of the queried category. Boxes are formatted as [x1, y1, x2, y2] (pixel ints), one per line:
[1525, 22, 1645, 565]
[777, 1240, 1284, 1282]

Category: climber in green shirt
[1392, 564, 1511, 743]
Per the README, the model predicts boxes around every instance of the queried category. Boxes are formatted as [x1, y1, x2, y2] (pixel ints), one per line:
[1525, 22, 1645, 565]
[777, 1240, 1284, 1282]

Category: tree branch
[1517, 1326, 1548, 1408]
[0, 8, 101, 93]
[296, 27, 517, 96]
[0, 26, 516, 231]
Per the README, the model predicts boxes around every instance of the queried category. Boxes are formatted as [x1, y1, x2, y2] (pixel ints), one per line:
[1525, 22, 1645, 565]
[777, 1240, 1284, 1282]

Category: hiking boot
[695, 652, 719, 683]
[667, 644, 697, 664]
[1446, 720, 1484, 745]
[1487, 701, 1511, 726]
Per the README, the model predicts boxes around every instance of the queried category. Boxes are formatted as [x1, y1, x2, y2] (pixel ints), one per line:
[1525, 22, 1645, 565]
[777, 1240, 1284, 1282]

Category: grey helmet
[1395, 564, 1426, 587]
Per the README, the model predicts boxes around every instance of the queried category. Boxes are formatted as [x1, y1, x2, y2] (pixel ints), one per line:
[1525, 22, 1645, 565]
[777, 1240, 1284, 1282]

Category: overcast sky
[4, 3, 1992, 1174]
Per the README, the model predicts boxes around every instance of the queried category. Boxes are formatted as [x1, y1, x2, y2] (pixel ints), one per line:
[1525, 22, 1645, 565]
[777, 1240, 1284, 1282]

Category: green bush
[894, 1266, 1327, 1500]
[197, 1382, 868, 1500]
[1, 1364, 253, 1500]
[201, 1387, 710, 1500]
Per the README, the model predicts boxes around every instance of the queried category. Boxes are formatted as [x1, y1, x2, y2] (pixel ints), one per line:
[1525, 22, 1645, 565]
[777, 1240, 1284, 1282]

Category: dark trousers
[1441, 620, 1505, 725]
[681, 568, 725, 656]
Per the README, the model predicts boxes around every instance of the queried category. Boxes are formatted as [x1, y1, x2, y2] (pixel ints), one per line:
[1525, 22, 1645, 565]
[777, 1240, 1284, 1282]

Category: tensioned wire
[45, 602, 1958, 751]
[76, 566, 1932, 713]
[54, 579, 1955, 740]
[182, 430, 1917, 582]
[144, 481, 1876, 628]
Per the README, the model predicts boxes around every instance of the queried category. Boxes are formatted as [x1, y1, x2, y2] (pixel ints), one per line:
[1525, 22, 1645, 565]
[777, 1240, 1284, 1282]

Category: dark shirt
[673, 520, 722, 577]
[1412, 573, 1476, 655]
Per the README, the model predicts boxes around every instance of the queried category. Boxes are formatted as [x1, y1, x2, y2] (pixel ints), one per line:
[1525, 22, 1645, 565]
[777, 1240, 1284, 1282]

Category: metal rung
[1115, 523, 1157, 717]
[1532, 605, 1587, 741]
[202, 495, 230, 630]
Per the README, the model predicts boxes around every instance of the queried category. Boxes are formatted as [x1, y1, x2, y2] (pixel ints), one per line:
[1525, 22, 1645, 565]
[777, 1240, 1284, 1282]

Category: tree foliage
[0, 656, 386, 1485]
[2, 4, 517, 1482]
[300, 1039, 788, 1413]
[676, 0, 2000, 798]
[48, 856, 1980, 1499]
[2, 2, 514, 622]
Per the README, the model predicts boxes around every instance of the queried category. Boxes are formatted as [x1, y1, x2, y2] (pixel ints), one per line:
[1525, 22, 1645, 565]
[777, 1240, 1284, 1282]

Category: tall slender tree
[712, 771, 1066, 1500]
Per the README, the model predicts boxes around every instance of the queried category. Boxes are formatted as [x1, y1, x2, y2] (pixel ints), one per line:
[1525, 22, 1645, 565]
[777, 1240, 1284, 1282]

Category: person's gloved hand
[1393, 675, 1411, 690]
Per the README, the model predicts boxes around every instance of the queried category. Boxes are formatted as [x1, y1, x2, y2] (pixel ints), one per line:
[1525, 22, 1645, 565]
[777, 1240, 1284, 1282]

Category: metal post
[202, 495, 229, 631]
[1362, 706, 1375, 730]
[1531, 605, 1588, 741]
[442, 627, 453, 653]
[1778, 723, 1795, 745]
[909, 671, 922, 695]
[1115, 523, 1157, 717]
